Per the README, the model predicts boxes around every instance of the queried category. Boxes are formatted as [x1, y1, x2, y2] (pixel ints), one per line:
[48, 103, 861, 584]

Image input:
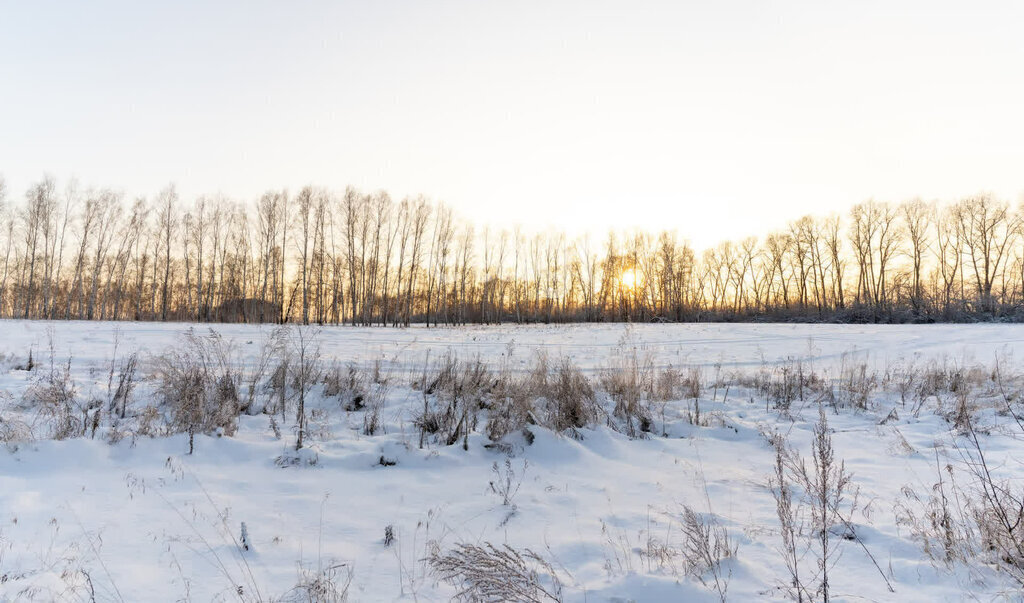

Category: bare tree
[21, 176, 56, 318]
[295, 186, 315, 325]
[901, 199, 932, 311]
[156, 184, 179, 321]
[86, 190, 120, 320]
[0, 176, 13, 316]
[954, 194, 1021, 313]
[291, 326, 320, 450]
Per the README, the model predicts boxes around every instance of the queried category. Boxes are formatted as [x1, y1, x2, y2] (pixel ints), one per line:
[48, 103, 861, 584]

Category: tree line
[1, 174, 1023, 325]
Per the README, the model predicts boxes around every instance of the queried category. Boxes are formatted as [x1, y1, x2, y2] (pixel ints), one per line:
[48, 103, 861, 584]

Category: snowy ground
[2, 320, 1022, 374]
[2, 320, 1024, 601]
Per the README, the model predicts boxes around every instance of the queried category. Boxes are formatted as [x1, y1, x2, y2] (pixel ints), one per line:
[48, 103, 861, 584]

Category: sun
[620, 269, 640, 291]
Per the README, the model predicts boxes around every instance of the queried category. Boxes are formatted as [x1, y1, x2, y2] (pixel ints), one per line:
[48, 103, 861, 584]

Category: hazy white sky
[2, 1, 1023, 248]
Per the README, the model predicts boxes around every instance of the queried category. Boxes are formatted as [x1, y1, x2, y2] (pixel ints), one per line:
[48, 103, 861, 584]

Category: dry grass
[601, 352, 654, 438]
[895, 452, 975, 567]
[429, 542, 562, 603]
[0, 405, 32, 452]
[278, 562, 353, 602]
[323, 363, 367, 410]
[545, 357, 598, 435]
[679, 505, 734, 602]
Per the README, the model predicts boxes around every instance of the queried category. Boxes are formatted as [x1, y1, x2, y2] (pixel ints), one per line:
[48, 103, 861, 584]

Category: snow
[1, 320, 1024, 601]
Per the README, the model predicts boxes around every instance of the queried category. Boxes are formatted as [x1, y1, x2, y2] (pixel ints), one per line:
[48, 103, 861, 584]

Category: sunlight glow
[620, 269, 641, 291]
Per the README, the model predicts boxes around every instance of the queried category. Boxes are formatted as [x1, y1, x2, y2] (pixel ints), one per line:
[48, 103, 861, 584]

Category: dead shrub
[895, 412, 1024, 588]
[895, 454, 974, 566]
[653, 366, 684, 401]
[949, 388, 973, 431]
[545, 357, 598, 434]
[768, 432, 808, 602]
[485, 384, 535, 442]
[242, 327, 288, 415]
[684, 366, 705, 425]
[23, 356, 81, 440]
[135, 405, 163, 438]
[267, 359, 289, 417]
[767, 410, 894, 600]
[838, 357, 877, 410]
[765, 362, 799, 414]
[362, 383, 389, 436]
[414, 402, 446, 438]
[0, 410, 32, 452]
[485, 355, 541, 442]
[679, 505, 734, 601]
[423, 352, 460, 396]
[306, 407, 333, 442]
[957, 420, 1024, 585]
[412, 355, 461, 447]
[324, 362, 368, 410]
[154, 329, 242, 453]
[601, 352, 654, 438]
[890, 360, 918, 409]
[279, 562, 353, 602]
[109, 352, 139, 420]
[413, 354, 499, 448]
[489, 458, 528, 507]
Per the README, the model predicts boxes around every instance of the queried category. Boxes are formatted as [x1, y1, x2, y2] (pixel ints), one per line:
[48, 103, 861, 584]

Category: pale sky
[2, 1, 1023, 248]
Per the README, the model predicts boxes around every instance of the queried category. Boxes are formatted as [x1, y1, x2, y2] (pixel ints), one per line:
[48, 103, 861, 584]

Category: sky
[2, 1, 1023, 249]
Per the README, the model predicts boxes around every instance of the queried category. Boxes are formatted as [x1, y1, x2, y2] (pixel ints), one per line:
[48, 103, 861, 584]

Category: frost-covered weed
[154, 329, 242, 453]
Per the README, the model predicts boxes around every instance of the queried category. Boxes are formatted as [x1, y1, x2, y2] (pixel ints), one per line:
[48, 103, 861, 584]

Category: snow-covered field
[2, 320, 1024, 601]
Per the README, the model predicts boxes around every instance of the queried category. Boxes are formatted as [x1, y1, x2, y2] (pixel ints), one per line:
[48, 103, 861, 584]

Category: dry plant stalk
[430, 542, 562, 603]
